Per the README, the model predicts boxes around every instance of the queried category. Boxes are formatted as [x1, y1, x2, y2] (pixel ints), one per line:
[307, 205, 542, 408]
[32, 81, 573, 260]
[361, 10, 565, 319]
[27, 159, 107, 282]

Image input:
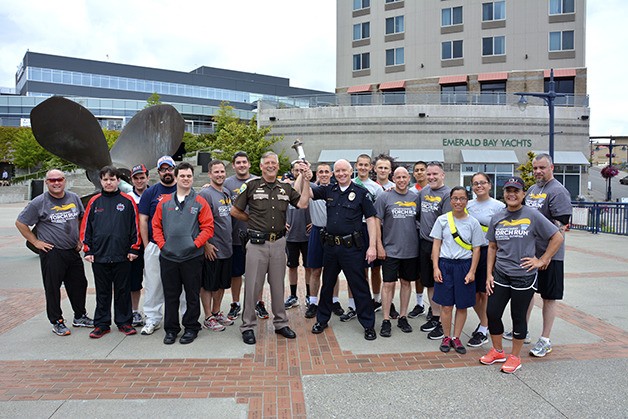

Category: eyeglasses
[472, 181, 489, 187]
[451, 196, 468, 202]
[46, 177, 65, 183]
[158, 167, 174, 173]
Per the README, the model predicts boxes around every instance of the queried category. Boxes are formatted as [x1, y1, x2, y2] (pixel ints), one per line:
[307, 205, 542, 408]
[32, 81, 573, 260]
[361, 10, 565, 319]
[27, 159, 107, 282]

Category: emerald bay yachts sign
[442, 138, 533, 148]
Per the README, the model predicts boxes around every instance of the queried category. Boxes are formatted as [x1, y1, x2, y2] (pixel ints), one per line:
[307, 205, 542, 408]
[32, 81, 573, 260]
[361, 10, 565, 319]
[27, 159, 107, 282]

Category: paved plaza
[0, 201, 626, 418]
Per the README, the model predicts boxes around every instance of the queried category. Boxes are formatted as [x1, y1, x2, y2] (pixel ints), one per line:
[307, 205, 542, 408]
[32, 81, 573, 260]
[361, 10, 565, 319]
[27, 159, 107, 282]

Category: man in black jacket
[81, 166, 141, 339]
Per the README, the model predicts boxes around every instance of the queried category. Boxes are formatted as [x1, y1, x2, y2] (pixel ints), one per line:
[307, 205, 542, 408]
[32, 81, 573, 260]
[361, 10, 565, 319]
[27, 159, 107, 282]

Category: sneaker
[332, 301, 345, 316]
[504, 330, 531, 344]
[529, 338, 552, 357]
[118, 324, 137, 335]
[389, 303, 400, 320]
[420, 319, 438, 332]
[408, 304, 425, 318]
[339, 307, 357, 322]
[480, 348, 508, 365]
[141, 322, 160, 335]
[427, 323, 444, 340]
[451, 337, 466, 354]
[468, 331, 489, 347]
[227, 303, 241, 320]
[203, 316, 226, 332]
[380, 319, 392, 338]
[214, 311, 234, 326]
[255, 301, 270, 319]
[305, 304, 318, 319]
[284, 295, 299, 310]
[89, 326, 111, 339]
[397, 316, 413, 333]
[52, 319, 71, 336]
[440, 336, 452, 352]
[501, 354, 522, 374]
[72, 314, 94, 328]
[131, 312, 143, 327]
[373, 299, 382, 312]
[426, 306, 433, 321]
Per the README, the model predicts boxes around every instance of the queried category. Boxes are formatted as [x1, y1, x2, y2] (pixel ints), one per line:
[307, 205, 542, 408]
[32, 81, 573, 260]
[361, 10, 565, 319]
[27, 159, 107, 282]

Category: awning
[318, 149, 372, 163]
[389, 149, 444, 163]
[379, 80, 406, 90]
[347, 84, 372, 93]
[461, 150, 518, 163]
[535, 151, 589, 165]
[544, 69, 577, 78]
[438, 75, 467, 85]
[477, 72, 508, 82]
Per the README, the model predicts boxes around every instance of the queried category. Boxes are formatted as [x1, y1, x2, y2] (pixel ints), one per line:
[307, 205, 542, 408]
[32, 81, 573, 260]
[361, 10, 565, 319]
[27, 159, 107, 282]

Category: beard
[161, 173, 175, 185]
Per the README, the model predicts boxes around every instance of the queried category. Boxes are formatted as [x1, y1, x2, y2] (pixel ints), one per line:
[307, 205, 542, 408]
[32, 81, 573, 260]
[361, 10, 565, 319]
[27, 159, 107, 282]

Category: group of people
[16, 149, 571, 373]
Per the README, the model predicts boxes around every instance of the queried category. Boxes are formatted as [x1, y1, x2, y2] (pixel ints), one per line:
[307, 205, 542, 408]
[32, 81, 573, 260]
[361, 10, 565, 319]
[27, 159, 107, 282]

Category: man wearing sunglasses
[16, 169, 93, 336]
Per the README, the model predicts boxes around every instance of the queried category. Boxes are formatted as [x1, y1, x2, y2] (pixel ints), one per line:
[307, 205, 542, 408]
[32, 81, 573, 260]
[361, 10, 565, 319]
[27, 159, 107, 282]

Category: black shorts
[128, 252, 144, 292]
[382, 257, 419, 282]
[475, 246, 488, 293]
[419, 240, 435, 288]
[202, 258, 233, 292]
[286, 241, 308, 268]
[536, 260, 564, 300]
[231, 245, 245, 277]
[493, 268, 538, 291]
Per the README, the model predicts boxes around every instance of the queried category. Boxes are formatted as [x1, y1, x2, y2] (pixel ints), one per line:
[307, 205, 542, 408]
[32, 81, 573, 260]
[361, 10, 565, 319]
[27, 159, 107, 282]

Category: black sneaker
[467, 330, 489, 347]
[284, 295, 299, 309]
[380, 319, 392, 337]
[227, 303, 241, 320]
[305, 304, 318, 319]
[339, 308, 357, 322]
[332, 301, 345, 316]
[397, 316, 413, 333]
[427, 323, 444, 340]
[389, 303, 400, 320]
[426, 306, 433, 321]
[373, 299, 382, 312]
[255, 301, 269, 319]
[420, 319, 438, 332]
[408, 304, 425, 318]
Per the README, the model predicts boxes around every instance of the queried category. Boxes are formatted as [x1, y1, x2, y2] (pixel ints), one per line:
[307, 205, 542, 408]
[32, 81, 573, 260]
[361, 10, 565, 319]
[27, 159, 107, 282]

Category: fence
[569, 202, 628, 235]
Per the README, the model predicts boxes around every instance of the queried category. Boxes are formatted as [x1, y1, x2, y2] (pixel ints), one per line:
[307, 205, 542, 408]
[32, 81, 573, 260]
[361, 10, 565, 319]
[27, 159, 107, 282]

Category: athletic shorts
[493, 268, 538, 291]
[231, 245, 245, 277]
[474, 246, 488, 293]
[202, 257, 233, 292]
[286, 241, 308, 268]
[128, 251, 144, 292]
[382, 256, 419, 282]
[536, 260, 564, 300]
[419, 240, 435, 288]
[306, 227, 324, 269]
[433, 258, 476, 309]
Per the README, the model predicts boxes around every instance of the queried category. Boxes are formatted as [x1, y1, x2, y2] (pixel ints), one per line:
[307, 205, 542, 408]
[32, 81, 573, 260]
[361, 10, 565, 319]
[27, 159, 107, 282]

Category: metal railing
[569, 202, 628, 235]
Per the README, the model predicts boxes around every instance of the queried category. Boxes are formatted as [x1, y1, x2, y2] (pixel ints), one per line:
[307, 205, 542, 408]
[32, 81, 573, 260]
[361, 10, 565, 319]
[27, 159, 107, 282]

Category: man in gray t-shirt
[15, 169, 92, 336]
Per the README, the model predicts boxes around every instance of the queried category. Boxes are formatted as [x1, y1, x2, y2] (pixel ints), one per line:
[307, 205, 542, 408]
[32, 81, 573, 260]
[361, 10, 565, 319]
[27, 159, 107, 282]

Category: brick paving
[0, 241, 626, 418]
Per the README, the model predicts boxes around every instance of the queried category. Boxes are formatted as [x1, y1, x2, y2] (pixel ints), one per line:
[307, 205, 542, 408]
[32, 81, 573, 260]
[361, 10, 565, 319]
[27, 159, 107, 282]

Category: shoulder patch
[239, 183, 247, 194]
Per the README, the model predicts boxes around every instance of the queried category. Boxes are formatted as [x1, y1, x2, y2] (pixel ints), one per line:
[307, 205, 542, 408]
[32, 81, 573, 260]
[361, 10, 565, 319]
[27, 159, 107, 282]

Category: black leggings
[487, 281, 535, 340]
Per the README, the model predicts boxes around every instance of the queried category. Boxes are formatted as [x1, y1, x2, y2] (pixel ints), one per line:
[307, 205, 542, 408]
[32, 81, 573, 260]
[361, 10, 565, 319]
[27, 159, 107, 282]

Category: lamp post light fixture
[590, 136, 628, 201]
[515, 69, 566, 161]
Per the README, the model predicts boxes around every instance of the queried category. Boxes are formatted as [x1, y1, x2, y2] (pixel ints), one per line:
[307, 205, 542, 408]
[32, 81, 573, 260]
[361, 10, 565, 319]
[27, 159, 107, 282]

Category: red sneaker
[118, 324, 137, 336]
[501, 355, 522, 374]
[480, 348, 507, 365]
[89, 327, 111, 339]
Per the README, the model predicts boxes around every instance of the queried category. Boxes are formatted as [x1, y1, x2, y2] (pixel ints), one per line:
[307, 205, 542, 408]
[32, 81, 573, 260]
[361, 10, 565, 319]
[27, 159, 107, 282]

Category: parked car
[620, 175, 628, 185]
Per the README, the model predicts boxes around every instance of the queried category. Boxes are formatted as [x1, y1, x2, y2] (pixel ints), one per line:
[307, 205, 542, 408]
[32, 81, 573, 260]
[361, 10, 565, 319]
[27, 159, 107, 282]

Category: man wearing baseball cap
[137, 156, 177, 335]
[128, 163, 150, 326]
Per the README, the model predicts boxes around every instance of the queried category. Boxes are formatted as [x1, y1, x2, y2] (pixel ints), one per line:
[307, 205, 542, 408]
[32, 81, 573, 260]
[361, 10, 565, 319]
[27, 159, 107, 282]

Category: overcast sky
[0, 0, 625, 136]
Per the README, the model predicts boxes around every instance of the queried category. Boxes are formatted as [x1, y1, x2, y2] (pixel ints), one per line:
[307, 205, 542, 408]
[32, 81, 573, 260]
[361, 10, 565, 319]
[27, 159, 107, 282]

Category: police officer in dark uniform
[300, 159, 378, 340]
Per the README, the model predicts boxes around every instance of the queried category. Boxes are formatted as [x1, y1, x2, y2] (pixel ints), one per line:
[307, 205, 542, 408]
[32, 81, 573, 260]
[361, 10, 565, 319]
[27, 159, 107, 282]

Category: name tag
[277, 194, 289, 201]
[253, 193, 269, 200]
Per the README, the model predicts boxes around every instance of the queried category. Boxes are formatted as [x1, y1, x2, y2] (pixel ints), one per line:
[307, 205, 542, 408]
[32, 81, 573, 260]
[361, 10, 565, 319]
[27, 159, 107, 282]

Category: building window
[441, 40, 463, 60]
[482, 1, 506, 21]
[479, 81, 506, 104]
[353, 52, 370, 71]
[385, 16, 404, 34]
[441, 83, 467, 104]
[482, 36, 505, 56]
[385, 0, 401, 3]
[386, 47, 404, 66]
[351, 93, 372, 106]
[353, 22, 370, 40]
[549, 30, 574, 51]
[545, 76, 575, 105]
[549, 0, 574, 15]
[441, 6, 463, 26]
[353, 0, 370, 11]
[383, 90, 405, 105]
[461, 164, 514, 200]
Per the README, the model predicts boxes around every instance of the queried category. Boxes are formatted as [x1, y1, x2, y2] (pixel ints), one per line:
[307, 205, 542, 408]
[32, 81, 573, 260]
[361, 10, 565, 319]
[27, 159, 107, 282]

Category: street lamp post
[515, 69, 565, 161]
[590, 136, 628, 202]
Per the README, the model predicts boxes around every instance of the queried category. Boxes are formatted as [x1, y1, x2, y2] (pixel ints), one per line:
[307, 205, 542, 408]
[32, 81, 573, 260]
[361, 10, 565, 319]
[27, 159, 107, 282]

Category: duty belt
[247, 229, 285, 243]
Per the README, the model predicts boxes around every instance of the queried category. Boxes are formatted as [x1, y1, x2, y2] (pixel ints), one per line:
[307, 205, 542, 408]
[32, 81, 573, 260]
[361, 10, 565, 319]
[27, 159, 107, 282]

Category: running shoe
[203, 316, 226, 332]
[397, 316, 413, 333]
[214, 311, 234, 326]
[380, 319, 392, 337]
[389, 303, 400, 320]
[451, 337, 466, 354]
[427, 323, 444, 340]
[332, 301, 345, 316]
[140, 322, 160, 335]
[440, 336, 452, 352]
[529, 338, 552, 357]
[72, 314, 94, 328]
[255, 301, 270, 319]
[284, 295, 299, 309]
[339, 307, 357, 322]
[480, 348, 508, 365]
[468, 330, 489, 347]
[420, 319, 438, 332]
[89, 327, 111, 339]
[305, 304, 318, 319]
[503, 330, 531, 344]
[131, 312, 143, 327]
[408, 304, 425, 318]
[118, 324, 137, 335]
[227, 303, 241, 320]
[501, 355, 522, 374]
[52, 319, 71, 336]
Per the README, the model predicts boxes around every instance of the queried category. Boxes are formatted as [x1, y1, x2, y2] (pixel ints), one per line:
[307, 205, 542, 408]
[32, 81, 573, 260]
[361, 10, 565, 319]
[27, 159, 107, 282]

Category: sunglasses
[46, 177, 65, 183]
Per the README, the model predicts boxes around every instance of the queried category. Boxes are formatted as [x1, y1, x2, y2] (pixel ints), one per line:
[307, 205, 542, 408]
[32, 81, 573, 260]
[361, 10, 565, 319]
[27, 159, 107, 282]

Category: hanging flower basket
[601, 165, 619, 179]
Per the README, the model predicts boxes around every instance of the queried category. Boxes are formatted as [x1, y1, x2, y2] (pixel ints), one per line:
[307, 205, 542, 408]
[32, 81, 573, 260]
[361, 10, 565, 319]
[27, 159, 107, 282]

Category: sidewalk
[0, 201, 627, 418]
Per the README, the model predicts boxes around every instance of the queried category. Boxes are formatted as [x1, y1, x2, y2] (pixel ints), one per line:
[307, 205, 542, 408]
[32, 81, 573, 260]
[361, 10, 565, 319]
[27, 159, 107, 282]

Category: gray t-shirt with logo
[467, 198, 506, 246]
[199, 185, 233, 259]
[486, 205, 559, 277]
[375, 189, 420, 258]
[419, 185, 452, 241]
[431, 213, 485, 260]
[286, 205, 311, 242]
[17, 191, 84, 250]
[224, 174, 257, 245]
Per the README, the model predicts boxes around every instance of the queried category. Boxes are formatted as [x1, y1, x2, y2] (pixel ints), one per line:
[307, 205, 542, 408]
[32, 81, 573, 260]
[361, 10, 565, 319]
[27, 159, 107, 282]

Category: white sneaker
[141, 322, 160, 335]
[503, 330, 531, 344]
[203, 316, 226, 332]
[530, 338, 552, 357]
[214, 311, 234, 326]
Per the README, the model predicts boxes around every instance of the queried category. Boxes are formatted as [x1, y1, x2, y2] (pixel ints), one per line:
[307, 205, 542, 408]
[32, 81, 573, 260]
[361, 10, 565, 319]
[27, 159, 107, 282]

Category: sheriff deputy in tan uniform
[231, 151, 310, 345]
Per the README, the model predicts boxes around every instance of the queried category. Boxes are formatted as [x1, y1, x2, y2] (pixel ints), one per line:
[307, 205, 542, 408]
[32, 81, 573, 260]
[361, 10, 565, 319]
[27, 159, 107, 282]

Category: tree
[517, 151, 536, 189]
[11, 129, 49, 172]
[145, 92, 162, 108]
